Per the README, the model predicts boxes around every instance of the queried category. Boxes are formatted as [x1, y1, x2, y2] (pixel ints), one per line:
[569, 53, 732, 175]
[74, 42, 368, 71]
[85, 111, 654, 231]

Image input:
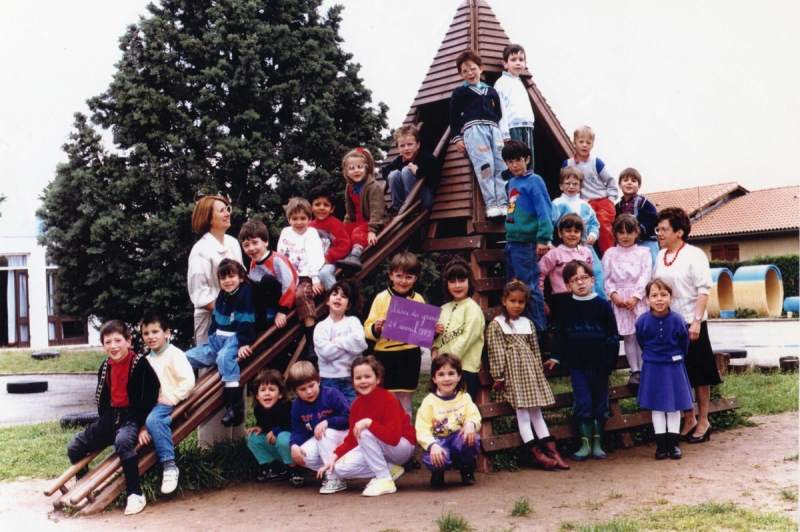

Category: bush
[711, 254, 799, 298]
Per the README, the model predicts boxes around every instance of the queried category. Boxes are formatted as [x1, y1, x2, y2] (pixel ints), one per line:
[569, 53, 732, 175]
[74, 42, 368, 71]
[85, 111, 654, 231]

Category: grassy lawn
[0, 348, 106, 373]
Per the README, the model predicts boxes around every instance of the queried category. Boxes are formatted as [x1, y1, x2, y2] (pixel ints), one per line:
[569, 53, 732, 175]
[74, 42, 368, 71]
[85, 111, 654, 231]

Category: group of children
[65, 43, 697, 515]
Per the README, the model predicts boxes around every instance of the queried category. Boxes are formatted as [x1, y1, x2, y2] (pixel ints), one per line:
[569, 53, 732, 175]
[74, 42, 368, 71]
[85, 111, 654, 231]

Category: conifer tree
[38, 0, 389, 345]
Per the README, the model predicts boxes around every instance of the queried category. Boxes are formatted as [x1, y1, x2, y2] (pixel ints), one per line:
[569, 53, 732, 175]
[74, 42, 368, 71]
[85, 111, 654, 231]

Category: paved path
[0, 374, 96, 427]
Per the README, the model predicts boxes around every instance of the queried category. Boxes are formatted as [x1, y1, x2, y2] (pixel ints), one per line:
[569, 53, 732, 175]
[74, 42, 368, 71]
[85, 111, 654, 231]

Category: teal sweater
[505, 171, 553, 244]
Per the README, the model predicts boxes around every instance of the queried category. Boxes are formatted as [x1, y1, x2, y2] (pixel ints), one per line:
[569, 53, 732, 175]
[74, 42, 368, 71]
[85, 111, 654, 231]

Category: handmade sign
[382, 296, 442, 349]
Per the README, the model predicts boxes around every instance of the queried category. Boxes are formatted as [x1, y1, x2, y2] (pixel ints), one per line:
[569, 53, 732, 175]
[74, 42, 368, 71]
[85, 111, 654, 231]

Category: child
[495, 44, 536, 170]
[415, 354, 481, 487]
[245, 368, 294, 482]
[308, 185, 351, 289]
[449, 49, 508, 218]
[314, 280, 367, 405]
[185, 259, 255, 427]
[66, 320, 159, 516]
[486, 281, 569, 471]
[562, 125, 618, 254]
[539, 214, 594, 319]
[239, 220, 298, 331]
[317, 356, 416, 496]
[636, 278, 694, 460]
[277, 197, 326, 356]
[550, 260, 620, 461]
[364, 251, 426, 417]
[337, 148, 389, 271]
[287, 361, 351, 488]
[602, 215, 652, 386]
[615, 168, 660, 266]
[552, 166, 606, 298]
[381, 124, 442, 215]
[432, 257, 485, 402]
[502, 139, 552, 336]
[140, 312, 195, 495]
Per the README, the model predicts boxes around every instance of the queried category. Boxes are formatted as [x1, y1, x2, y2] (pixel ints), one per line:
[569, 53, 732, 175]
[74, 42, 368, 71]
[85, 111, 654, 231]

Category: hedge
[710, 254, 799, 298]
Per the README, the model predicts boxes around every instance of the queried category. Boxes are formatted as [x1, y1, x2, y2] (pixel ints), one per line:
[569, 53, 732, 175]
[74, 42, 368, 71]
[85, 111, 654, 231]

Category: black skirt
[373, 347, 422, 392]
[685, 320, 722, 387]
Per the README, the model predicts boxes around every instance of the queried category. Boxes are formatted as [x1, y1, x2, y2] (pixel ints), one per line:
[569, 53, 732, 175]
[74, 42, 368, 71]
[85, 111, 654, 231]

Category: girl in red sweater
[317, 356, 416, 497]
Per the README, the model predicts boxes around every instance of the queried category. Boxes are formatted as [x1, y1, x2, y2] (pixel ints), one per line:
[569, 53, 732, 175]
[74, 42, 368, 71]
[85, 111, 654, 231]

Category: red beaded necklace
[663, 242, 686, 267]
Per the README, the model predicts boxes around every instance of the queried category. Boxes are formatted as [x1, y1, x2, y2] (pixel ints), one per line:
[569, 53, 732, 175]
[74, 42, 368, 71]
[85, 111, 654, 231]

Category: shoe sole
[319, 485, 347, 494]
[124, 501, 146, 516]
[362, 487, 396, 497]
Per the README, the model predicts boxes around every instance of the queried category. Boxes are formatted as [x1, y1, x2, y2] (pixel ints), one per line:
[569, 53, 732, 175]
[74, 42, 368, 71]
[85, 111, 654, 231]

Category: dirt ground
[1, 412, 797, 531]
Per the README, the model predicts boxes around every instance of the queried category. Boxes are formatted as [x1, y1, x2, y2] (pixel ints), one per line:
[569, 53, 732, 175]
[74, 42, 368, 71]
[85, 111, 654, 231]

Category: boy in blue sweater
[502, 139, 553, 337]
[450, 49, 508, 218]
[548, 260, 620, 461]
[186, 259, 255, 427]
[287, 361, 350, 489]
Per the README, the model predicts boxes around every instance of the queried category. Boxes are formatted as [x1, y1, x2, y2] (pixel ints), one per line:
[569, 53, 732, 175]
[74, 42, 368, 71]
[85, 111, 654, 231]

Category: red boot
[530, 441, 557, 470]
[541, 436, 570, 470]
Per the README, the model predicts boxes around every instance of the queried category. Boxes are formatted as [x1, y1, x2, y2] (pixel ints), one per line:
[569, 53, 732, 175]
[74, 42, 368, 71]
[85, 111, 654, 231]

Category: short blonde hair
[191, 195, 230, 235]
[573, 126, 595, 142]
[286, 361, 320, 390]
[284, 197, 312, 219]
[341, 148, 375, 180]
[559, 166, 584, 187]
[394, 124, 420, 143]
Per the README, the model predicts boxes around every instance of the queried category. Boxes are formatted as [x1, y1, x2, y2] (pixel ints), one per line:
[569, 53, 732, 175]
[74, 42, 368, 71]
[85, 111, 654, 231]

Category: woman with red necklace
[652, 207, 719, 444]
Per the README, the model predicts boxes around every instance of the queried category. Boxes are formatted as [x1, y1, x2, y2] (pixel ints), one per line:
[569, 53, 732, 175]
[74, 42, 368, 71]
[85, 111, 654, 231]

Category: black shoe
[386, 207, 399, 219]
[221, 387, 243, 427]
[688, 425, 712, 444]
[654, 433, 668, 460]
[430, 471, 445, 488]
[290, 470, 305, 488]
[667, 433, 682, 460]
[403, 456, 421, 470]
[459, 464, 476, 486]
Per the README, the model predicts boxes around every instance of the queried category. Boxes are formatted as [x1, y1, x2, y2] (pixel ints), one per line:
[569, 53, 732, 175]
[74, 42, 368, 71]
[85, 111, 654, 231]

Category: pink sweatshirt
[538, 245, 594, 294]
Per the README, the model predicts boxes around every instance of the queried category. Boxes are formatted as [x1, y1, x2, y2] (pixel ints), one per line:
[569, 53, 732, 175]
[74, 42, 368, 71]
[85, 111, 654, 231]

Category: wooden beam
[422, 235, 485, 253]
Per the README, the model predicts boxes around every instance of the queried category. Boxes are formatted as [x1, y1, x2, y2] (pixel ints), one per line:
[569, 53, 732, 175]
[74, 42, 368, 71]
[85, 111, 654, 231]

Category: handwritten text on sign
[382, 296, 442, 349]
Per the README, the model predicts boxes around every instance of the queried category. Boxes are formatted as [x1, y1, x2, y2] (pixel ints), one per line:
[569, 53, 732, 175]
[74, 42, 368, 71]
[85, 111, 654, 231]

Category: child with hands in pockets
[316, 356, 416, 497]
[415, 354, 481, 487]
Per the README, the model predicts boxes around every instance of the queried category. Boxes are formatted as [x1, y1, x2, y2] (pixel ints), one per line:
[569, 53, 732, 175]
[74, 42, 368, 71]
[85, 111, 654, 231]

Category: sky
[2, 0, 799, 238]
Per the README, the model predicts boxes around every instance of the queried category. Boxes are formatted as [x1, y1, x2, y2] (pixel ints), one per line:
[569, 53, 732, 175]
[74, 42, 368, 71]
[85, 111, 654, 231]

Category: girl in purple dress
[636, 278, 694, 460]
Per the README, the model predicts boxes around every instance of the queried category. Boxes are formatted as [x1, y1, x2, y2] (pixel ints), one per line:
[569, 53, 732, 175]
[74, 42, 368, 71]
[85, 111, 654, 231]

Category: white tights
[516, 407, 550, 443]
[623, 335, 642, 372]
[651, 410, 681, 434]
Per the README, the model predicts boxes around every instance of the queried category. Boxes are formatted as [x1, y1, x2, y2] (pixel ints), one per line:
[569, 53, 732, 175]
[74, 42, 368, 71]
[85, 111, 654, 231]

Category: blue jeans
[462, 371, 479, 404]
[509, 126, 535, 171]
[185, 333, 240, 383]
[639, 240, 660, 269]
[463, 124, 508, 209]
[589, 246, 606, 299]
[146, 403, 175, 462]
[319, 264, 336, 290]
[422, 431, 481, 472]
[504, 242, 547, 332]
[246, 430, 293, 465]
[321, 377, 357, 405]
[570, 369, 609, 424]
[387, 167, 434, 211]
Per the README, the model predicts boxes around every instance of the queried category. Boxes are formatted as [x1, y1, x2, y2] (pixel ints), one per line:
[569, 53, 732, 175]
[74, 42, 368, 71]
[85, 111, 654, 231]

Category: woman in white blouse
[652, 207, 720, 444]
[187, 195, 244, 345]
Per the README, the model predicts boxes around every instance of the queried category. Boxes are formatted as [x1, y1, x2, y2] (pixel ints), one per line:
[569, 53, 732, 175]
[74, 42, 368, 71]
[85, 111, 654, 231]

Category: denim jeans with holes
[463, 124, 508, 210]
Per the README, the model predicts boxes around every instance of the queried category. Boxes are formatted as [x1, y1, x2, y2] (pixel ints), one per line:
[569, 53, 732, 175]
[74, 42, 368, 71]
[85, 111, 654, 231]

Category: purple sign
[382, 296, 442, 349]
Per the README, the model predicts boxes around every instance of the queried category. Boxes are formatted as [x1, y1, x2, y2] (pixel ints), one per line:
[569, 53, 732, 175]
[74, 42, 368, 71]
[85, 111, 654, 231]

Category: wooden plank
[475, 276, 505, 293]
[609, 400, 635, 448]
[432, 191, 473, 203]
[422, 235, 484, 253]
[483, 306, 502, 322]
[432, 199, 473, 211]
[471, 219, 505, 234]
[473, 248, 504, 263]
[430, 208, 473, 220]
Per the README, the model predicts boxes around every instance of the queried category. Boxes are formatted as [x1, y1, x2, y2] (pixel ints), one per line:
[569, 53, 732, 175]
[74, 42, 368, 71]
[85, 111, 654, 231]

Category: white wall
[0, 236, 49, 349]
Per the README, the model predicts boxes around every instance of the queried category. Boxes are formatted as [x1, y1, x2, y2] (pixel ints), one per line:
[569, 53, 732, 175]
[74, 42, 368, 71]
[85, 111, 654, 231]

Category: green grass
[510, 496, 532, 517]
[608, 490, 624, 499]
[435, 510, 475, 532]
[718, 369, 799, 417]
[560, 501, 798, 531]
[780, 487, 798, 502]
[0, 422, 87, 479]
[0, 348, 106, 373]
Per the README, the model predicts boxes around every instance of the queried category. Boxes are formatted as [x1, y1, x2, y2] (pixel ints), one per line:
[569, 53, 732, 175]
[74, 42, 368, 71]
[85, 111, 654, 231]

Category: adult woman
[652, 207, 720, 444]
[188, 195, 244, 345]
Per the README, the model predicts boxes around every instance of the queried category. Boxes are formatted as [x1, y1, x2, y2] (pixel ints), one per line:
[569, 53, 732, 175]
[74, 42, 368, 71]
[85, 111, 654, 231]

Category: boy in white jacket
[495, 44, 536, 170]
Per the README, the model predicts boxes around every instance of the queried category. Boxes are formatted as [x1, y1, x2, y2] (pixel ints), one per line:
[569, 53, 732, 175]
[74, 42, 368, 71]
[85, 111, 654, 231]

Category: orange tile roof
[645, 182, 745, 217]
[690, 186, 800, 237]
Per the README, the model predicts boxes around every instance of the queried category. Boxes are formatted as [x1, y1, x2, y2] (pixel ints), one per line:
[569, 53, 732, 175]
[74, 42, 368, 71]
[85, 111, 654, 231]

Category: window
[711, 244, 739, 261]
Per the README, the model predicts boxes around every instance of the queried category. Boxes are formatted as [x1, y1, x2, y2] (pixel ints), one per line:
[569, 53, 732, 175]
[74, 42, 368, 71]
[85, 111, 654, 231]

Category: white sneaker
[161, 467, 179, 494]
[485, 206, 503, 218]
[319, 478, 347, 494]
[124, 493, 146, 516]
[500, 205, 509, 215]
[362, 477, 396, 497]
[390, 464, 404, 481]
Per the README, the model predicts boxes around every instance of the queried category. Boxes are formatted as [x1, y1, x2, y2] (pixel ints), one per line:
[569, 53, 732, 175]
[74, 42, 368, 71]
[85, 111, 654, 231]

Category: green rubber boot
[592, 419, 606, 459]
[571, 423, 592, 461]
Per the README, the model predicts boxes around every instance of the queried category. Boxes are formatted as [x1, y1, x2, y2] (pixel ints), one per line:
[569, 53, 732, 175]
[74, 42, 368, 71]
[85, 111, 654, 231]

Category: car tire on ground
[60, 411, 100, 429]
[715, 349, 747, 359]
[31, 351, 60, 360]
[7, 380, 49, 394]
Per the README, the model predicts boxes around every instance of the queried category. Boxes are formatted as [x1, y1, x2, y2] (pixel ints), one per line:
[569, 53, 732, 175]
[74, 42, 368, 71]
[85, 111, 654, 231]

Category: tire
[7, 380, 48, 394]
[60, 411, 100, 429]
[715, 349, 747, 359]
[31, 351, 61, 360]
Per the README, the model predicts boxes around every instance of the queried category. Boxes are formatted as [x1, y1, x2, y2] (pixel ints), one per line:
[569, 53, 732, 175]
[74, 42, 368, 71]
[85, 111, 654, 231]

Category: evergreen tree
[38, 0, 390, 346]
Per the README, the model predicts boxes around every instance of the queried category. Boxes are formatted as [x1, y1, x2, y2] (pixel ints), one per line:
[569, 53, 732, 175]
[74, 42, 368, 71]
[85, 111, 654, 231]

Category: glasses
[654, 226, 672, 234]
[216, 205, 232, 214]
[568, 274, 592, 284]
[347, 164, 366, 172]
[460, 66, 479, 75]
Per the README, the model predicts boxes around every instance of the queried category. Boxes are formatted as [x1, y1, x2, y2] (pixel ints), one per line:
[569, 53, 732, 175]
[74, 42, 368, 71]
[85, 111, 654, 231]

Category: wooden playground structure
[45, 0, 738, 513]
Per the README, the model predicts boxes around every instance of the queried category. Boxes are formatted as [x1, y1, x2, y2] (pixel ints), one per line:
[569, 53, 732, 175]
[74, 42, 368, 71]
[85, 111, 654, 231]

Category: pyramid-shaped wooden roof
[381, 0, 573, 223]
